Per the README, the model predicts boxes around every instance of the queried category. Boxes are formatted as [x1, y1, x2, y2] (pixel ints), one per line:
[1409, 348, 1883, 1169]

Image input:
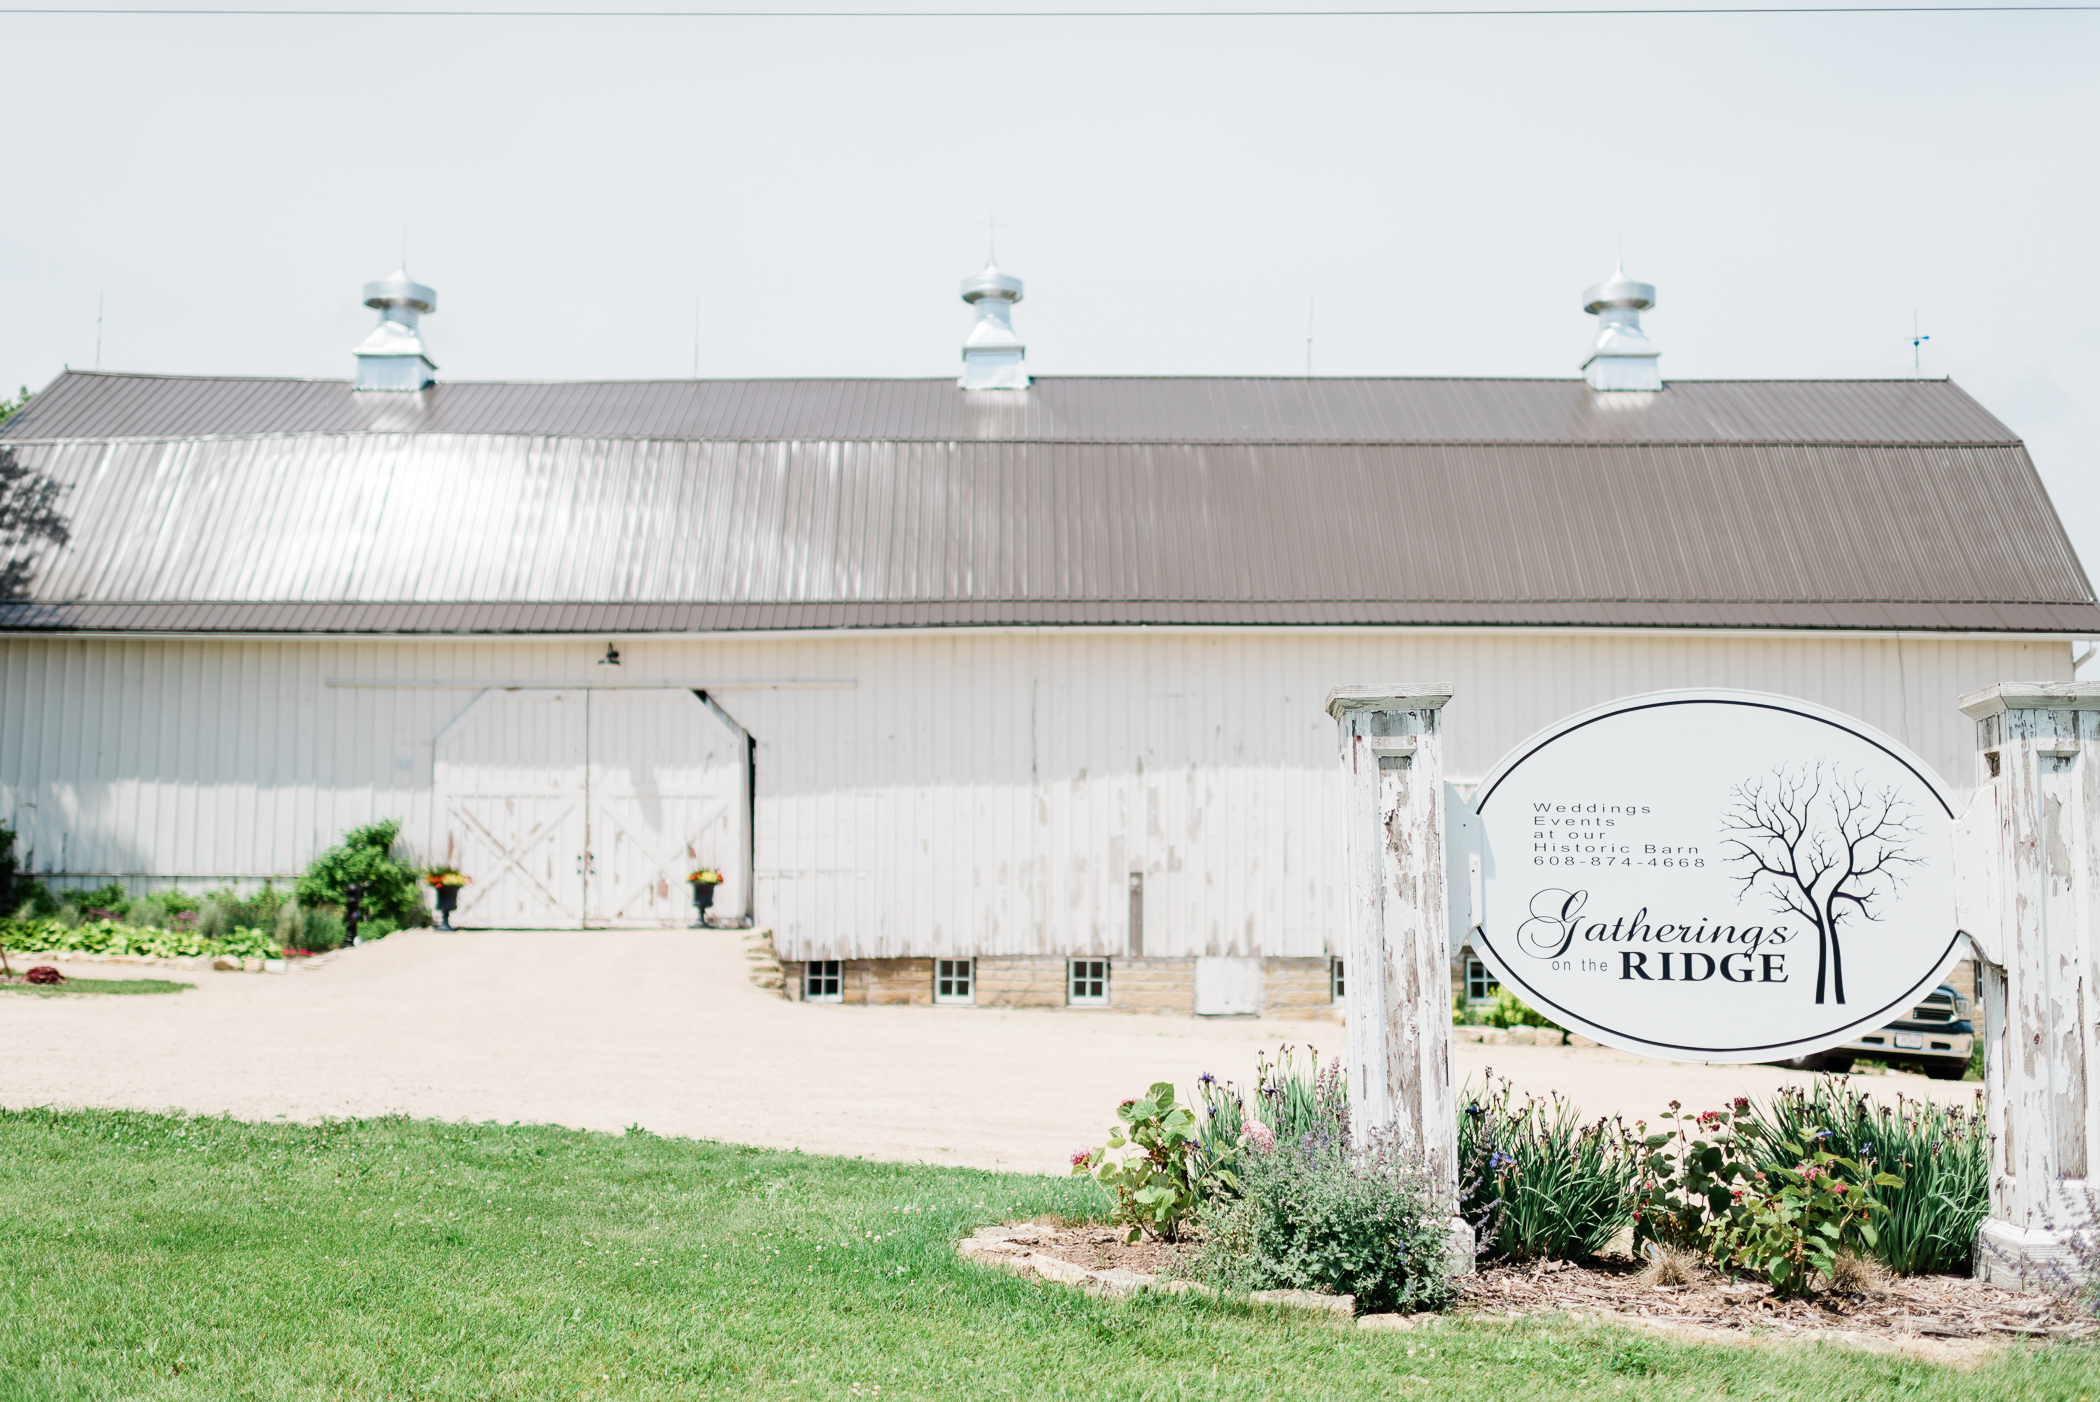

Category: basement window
[1330, 957, 1345, 1001]
[1068, 958, 1110, 1007]
[1464, 956, 1500, 1004]
[804, 960, 843, 1002]
[935, 958, 975, 1005]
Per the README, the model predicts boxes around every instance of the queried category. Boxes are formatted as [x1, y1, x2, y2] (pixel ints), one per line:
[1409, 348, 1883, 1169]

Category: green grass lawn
[0, 978, 193, 998]
[1, 1109, 2095, 1400]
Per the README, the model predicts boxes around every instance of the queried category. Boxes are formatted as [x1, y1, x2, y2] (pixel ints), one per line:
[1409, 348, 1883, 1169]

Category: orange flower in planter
[688, 870, 724, 884]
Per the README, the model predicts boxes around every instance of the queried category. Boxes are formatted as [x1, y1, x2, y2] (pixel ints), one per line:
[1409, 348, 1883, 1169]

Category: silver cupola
[353, 268, 438, 392]
[959, 261, 1028, 390]
[1580, 264, 1661, 392]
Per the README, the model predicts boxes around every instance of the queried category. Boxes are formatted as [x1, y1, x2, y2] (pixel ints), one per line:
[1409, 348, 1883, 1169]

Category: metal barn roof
[0, 370, 2090, 636]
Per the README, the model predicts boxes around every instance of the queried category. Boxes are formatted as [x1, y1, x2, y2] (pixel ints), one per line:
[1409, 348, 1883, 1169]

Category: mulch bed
[965, 1220, 2099, 1360]
[1458, 1255, 2096, 1357]
[984, 1219, 1197, 1277]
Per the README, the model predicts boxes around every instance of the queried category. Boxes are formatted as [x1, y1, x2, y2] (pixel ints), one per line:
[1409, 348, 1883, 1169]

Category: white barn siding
[0, 630, 2070, 958]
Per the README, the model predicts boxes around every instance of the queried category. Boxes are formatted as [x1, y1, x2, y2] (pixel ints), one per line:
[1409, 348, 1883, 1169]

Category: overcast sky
[3, 3, 2096, 580]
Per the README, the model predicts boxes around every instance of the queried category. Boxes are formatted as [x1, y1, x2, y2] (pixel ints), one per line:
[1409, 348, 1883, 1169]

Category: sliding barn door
[584, 690, 751, 928]
[433, 690, 588, 928]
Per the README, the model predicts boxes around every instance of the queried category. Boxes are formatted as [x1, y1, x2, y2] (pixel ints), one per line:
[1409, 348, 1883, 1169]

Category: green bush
[1703, 1138, 1902, 1296]
[1194, 1126, 1454, 1313]
[196, 882, 290, 940]
[69, 881, 130, 918]
[275, 902, 347, 953]
[1459, 1078, 1640, 1262]
[296, 821, 428, 930]
[1454, 988, 1564, 1031]
[1731, 1080, 1988, 1276]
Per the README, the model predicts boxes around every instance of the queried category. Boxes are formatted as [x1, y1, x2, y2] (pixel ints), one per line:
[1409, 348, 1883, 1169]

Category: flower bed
[0, 917, 281, 961]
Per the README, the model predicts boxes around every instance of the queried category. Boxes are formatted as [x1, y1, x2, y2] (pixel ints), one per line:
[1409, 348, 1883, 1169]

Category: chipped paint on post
[1325, 685, 1463, 1252]
[1960, 683, 2100, 1284]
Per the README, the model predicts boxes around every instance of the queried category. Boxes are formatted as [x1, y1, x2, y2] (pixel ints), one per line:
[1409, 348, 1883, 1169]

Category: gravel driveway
[0, 929, 1976, 1172]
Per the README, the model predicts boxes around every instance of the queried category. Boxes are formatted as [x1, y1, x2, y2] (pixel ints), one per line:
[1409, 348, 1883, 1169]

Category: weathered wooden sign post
[1958, 684, 2100, 1285]
[1324, 685, 1471, 1270]
[1332, 678, 2100, 1284]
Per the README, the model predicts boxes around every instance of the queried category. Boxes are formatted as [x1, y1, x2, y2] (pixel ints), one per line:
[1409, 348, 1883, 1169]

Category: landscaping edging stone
[956, 1224, 1357, 1313]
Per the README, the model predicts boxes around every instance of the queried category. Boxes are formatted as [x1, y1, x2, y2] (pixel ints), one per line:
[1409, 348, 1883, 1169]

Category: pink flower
[1070, 1147, 1095, 1168]
[1240, 1122, 1276, 1155]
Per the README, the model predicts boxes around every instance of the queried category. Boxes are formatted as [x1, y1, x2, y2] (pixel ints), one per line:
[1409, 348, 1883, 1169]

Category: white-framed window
[804, 959, 843, 1002]
[1464, 956, 1500, 1004]
[1330, 957, 1346, 1001]
[1068, 958, 1110, 1006]
[935, 958, 975, 1004]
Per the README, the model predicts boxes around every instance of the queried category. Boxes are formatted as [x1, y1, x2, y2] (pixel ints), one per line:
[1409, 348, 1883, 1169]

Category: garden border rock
[957, 1224, 1358, 1311]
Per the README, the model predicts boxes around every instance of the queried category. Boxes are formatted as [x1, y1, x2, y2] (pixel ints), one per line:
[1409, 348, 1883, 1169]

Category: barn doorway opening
[432, 688, 752, 929]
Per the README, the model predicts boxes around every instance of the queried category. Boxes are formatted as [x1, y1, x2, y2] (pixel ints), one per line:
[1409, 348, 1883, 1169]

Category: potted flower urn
[425, 868, 470, 929]
[688, 870, 723, 927]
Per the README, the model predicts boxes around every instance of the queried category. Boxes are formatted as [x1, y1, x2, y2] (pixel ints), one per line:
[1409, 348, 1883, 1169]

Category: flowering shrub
[1633, 1101, 1755, 1255]
[24, 966, 63, 985]
[1194, 1125, 1454, 1313]
[1731, 1081, 1985, 1275]
[1240, 1121, 1275, 1155]
[1702, 1141, 1902, 1295]
[1071, 1082, 1231, 1242]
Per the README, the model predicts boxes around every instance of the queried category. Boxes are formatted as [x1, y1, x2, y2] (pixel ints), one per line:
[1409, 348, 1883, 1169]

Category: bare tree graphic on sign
[1719, 762, 1920, 1006]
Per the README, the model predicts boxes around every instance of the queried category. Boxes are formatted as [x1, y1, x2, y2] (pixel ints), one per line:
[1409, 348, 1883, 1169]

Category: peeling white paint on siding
[0, 631, 2070, 955]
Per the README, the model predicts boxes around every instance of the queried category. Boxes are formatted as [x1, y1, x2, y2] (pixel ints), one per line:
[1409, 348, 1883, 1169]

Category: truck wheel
[1924, 1062, 1968, 1081]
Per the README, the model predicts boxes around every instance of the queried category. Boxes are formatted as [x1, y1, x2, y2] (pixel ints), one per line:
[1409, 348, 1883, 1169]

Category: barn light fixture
[599, 643, 621, 666]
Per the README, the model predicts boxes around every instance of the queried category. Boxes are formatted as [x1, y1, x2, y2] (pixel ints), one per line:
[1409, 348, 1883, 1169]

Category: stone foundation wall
[844, 958, 935, 1006]
[1111, 958, 1196, 1015]
[976, 957, 1068, 1008]
[1262, 957, 1337, 1020]
[775, 952, 1338, 1017]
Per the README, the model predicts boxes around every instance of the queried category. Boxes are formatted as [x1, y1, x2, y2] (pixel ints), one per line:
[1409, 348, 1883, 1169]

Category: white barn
[0, 263, 2092, 1012]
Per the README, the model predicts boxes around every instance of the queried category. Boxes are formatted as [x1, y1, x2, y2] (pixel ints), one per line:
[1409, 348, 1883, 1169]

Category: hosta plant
[1072, 1082, 1234, 1242]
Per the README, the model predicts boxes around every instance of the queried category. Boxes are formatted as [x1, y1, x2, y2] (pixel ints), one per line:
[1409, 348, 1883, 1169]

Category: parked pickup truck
[1775, 984, 1974, 1081]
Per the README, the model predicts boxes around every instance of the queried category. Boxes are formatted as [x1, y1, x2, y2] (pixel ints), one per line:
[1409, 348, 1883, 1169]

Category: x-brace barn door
[584, 689, 750, 927]
[433, 690, 589, 928]
[433, 688, 750, 929]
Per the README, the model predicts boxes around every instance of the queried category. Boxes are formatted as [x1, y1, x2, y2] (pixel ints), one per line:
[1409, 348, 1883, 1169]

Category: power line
[0, 4, 2094, 15]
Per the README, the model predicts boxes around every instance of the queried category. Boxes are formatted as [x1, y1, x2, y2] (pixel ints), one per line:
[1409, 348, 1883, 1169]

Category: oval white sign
[1470, 690, 1960, 1063]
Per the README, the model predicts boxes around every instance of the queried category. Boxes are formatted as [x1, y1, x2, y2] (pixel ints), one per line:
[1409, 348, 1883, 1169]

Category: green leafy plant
[1731, 1080, 1985, 1275]
[1071, 1082, 1227, 1242]
[296, 821, 428, 930]
[1454, 988, 1564, 1031]
[1702, 1141, 1902, 1295]
[1632, 1101, 1755, 1255]
[0, 917, 279, 961]
[1194, 1125, 1454, 1313]
[1458, 1077, 1640, 1261]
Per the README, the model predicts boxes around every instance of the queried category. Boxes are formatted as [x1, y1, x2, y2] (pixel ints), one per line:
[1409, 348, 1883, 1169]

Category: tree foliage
[0, 437, 70, 602]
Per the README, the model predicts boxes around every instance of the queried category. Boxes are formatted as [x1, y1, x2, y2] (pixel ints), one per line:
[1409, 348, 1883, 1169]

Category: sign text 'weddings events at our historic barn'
[1468, 690, 1962, 1063]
